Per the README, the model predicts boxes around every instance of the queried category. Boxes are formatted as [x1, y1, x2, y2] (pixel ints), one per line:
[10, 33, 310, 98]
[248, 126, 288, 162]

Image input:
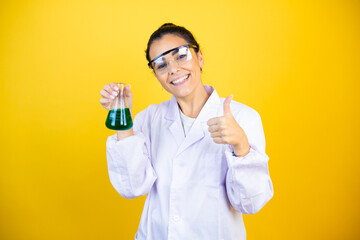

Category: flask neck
[109, 83, 128, 110]
[115, 83, 127, 109]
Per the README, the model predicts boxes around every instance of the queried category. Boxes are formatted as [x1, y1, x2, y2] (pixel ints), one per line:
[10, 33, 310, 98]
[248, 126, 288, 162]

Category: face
[149, 34, 204, 100]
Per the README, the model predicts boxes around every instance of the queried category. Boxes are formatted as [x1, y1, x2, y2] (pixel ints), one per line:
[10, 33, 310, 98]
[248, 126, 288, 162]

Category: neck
[176, 85, 209, 118]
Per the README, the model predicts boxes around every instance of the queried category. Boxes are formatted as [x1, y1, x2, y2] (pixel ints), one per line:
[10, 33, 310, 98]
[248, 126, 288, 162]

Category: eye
[156, 63, 167, 70]
[177, 54, 187, 60]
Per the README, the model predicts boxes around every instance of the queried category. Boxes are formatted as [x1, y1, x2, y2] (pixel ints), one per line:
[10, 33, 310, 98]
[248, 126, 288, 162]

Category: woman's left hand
[207, 95, 250, 155]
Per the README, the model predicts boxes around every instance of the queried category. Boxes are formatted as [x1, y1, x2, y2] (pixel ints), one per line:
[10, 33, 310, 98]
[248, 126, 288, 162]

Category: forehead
[149, 34, 188, 60]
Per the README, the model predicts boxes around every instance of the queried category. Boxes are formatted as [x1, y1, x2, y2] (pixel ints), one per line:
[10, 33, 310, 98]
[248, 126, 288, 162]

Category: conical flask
[105, 83, 133, 130]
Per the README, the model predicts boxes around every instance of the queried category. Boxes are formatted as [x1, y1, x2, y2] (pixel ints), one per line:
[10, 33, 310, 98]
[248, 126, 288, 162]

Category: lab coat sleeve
[225, 108, 273, 214]
[106, 107, 157, 199]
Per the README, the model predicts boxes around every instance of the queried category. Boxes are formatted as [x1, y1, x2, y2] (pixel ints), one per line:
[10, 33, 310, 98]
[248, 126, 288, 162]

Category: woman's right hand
[100, 83, 133, 111]
[100, 83, 134, 141]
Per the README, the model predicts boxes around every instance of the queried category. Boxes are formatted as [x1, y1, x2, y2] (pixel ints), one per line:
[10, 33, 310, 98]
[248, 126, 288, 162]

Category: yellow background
[1, 0, 359, 239]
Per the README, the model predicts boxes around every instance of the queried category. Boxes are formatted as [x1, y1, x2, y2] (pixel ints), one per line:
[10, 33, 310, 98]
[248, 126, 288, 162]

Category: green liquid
[105, 108, 133, 130]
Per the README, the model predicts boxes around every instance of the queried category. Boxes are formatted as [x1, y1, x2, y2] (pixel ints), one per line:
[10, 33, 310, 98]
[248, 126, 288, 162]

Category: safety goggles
[148, 44, 198, 75]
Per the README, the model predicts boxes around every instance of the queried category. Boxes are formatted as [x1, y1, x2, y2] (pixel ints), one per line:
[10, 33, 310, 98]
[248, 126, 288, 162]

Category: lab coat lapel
[176, 87, 222, 156]
[165, 96, 185, 146]
[176, 121, 205, 155]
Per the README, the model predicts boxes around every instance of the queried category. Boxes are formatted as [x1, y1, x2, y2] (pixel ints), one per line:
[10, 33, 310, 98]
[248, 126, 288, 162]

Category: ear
[196, 50, 204, 68]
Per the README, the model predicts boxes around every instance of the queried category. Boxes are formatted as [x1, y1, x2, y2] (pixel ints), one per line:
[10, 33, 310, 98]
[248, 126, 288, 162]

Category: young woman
[100, 23, 273, 240]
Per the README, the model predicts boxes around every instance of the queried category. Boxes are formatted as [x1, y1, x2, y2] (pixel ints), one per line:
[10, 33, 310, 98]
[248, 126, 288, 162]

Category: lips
[170, 74, 190, 85]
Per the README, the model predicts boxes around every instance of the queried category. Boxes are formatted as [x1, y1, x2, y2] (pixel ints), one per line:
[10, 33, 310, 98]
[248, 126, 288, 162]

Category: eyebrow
[171, 48, 180, 56]
[157, 48, 179, 62]
[156, 46, 179, 59]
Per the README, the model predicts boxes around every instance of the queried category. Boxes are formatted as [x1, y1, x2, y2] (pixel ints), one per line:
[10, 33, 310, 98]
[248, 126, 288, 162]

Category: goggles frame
[148, 44, 198, 69]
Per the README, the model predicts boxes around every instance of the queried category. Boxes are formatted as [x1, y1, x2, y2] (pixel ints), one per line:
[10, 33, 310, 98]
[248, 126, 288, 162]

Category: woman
[100, 23, 273, 240]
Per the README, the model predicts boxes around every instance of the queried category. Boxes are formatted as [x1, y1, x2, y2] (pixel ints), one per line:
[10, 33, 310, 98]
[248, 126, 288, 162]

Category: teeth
[172, 75, 189, 84]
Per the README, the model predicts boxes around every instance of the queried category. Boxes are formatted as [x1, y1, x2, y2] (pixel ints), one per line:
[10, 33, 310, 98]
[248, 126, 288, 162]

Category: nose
[167, 59, 181, 75]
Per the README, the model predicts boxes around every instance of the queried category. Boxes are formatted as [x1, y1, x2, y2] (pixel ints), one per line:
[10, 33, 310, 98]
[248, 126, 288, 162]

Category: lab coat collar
[165, 85, 221, 122]
[196, 85, 222, 122]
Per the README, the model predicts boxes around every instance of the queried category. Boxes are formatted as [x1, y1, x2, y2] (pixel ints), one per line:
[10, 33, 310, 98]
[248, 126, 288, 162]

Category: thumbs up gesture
[207, 95, 250, 156]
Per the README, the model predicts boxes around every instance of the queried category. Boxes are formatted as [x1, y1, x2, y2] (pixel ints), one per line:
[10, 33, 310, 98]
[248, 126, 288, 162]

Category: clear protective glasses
[148, 44, 198, 75]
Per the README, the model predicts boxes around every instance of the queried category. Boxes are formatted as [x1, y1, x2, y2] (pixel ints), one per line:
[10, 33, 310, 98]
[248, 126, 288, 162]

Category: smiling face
[149, 34, 204, 100]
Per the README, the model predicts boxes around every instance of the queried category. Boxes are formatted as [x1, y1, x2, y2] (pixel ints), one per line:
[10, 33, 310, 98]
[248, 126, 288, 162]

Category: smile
[170, 74, 190, 86]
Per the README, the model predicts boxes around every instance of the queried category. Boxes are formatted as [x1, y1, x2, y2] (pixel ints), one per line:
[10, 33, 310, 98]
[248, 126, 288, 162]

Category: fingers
[102, 83, 119, 99]
[100, 89, 115, 100]
[207, 116, 223, 126]
[123, 84, 133, 109]
[223, 95, 233, 116]
[100, 96, 111, 110]
[100, 83, 133, 111]
[124, 84, 131, 92]
[210, 131, 222, 138]
[100, 83, 120, 110]
[212, 137, 227, 144]
[124, 84, 133, 98]
[109, 82, 120, 92]
[207, 113, 234, 145]
[208, 124, 220, 133]
[208, 118, 228, 142]
[209, 127, 228, 139]
[100, 97, 111, 105]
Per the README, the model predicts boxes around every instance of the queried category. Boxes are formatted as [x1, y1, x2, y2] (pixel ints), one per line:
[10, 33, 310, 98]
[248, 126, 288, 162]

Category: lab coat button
[171, 214, 180, 223]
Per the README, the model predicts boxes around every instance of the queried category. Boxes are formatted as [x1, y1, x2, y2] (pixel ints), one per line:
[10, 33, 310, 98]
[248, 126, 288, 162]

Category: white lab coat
[106, 85, 273, 240]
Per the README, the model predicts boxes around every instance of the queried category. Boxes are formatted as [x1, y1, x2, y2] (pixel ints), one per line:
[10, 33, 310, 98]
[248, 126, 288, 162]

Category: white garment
[106, 85, 273, 240]
[179, 109, 195, 137]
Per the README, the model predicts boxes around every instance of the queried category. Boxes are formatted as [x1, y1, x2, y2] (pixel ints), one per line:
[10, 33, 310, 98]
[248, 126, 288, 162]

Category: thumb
[223, 95, 233, 116]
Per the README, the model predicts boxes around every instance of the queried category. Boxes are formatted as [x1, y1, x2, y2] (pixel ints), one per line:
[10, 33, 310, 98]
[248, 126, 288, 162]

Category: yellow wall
[1, 0, 359, 239]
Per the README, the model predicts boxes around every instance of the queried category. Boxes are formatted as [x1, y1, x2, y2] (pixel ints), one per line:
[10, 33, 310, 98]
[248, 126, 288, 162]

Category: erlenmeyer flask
[105, 83, 133, 130]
